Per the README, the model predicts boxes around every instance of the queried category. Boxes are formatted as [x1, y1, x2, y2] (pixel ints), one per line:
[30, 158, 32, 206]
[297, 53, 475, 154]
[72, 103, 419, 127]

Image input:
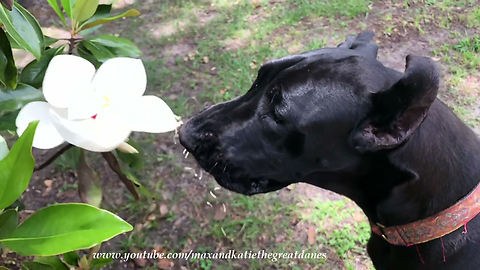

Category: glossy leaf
[34, 257, 69, 270]
[62, 251, 80, 266]
[2, 203, 133, 256]
[0, 4, 43, 59]
[0, 135, 7, 160]
[22, 262, 55, 270]
[91, 257, 113, 269]
[72, 0, 98, 23]
[117, 140, 144, 170]
[0, 0, 12, 11]
[0, 209, 17, 239]
[0, 121, 38, 209]
[89, 35, 141, 58]
[46, 0, 66, 26]
[79, 4, 110, 29]
[80, 9, 140, 31]
[78, 151, 102, 207]
[76, 41, 101, 68]
[0, 84, 43, 116]
[60, 0, 75, 19]
[15, 3, 45, 51]
[0, 110, 17, 131]
[80, 40, 115, 62]
[0, 27, 17, 88]
[4, 199, 25, 211]
[44, 36, 59, 48]
[20, 46, 65, 88]
[8, 35, 58, 50]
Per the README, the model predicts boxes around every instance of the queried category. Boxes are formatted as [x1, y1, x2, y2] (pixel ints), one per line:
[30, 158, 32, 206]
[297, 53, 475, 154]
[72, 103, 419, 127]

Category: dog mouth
[184, 149, 291, 195]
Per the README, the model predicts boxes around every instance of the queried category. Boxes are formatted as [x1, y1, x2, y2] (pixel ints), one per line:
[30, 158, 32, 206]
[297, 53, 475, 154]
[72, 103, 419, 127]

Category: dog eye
[270, 108, 284, 124]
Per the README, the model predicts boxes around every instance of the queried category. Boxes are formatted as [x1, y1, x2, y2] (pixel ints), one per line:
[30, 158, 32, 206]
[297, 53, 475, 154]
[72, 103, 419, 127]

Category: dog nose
[179, 120, 217, 153]
[179, 123, 196, 152]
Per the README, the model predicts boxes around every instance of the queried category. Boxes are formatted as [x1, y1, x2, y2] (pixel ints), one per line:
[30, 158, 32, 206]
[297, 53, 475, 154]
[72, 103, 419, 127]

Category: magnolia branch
[101, 152, 140, 202]
[34, 144, 73, 171]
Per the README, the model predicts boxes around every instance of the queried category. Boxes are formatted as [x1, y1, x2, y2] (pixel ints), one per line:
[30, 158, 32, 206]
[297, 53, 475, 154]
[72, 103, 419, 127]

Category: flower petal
[49, 104, 131, 152]
[67, 89, 104, 120]
[92, 58, 146, 101]
[129, 96, 179, 133]
[43, 55, 96, 108]
[116, 142, 139, 154]
[16, 102, 65, 149]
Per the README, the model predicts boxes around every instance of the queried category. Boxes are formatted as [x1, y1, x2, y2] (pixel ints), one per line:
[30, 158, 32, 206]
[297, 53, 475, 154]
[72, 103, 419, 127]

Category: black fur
[179, 31, 480, 270]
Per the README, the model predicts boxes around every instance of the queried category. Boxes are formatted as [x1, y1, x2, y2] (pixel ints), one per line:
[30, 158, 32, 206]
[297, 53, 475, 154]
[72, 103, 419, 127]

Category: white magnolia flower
[16, 55, 179, 152]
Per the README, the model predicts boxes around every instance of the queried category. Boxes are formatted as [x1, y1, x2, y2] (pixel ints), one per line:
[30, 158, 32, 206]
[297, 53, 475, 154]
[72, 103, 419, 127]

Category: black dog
[179, 32, 480, 269]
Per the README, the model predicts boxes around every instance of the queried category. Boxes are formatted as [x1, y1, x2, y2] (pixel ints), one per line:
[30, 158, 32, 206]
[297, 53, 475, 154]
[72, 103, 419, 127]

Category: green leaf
[62, 251, 80, 266]
[0, 0, 12, 11]
[0, 266, 11, 270]
[78, 151, 102, 208]
[89, 35, 141, 58]
[0, 27, 17, 89]
[14, 3, 45, 52]
[22, 262, 55, 270]
[0, 84, 43, 116]
[0, 121, 38, 209]
[0, 209, 17, 239]
[80, 40, 115, 62]
[2, 203, 133, 256]
[0, 110, 18, 131]
[77, 41, 101, 68]
[8, 35, 58, 50]
[91, 257, 113, 269]
[80, 9, 140, 31]
[34, 257, 69, 270]
[44, 36, 59, 48]
[72, 0, 99, 24]
[4, 199, 25, 211]
[46, 0, 67, 26]
[0, 4, 43, 60]
[0, 135, 8, 160]
[20, 46, 65, 88]
[116, 140, 144, 170]
[79, 4, 110, 29]
[60, 0, 75, 19]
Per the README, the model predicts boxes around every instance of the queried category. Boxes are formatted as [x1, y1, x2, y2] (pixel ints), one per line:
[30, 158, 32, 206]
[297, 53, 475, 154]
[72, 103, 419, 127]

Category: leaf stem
[101, 152, 140, 202]
[34, 144, 73, 171]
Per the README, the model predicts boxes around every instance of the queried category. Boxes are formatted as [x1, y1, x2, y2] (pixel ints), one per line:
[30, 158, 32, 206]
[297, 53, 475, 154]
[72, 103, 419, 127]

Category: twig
[34, 144, 73, 171]
[68, 37, 76, 55]
[101, 152, 140, 202]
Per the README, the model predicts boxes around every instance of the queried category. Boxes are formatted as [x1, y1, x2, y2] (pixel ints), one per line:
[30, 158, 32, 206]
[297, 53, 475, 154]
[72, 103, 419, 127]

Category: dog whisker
[206, 201, 213, 207]
[222, 203, 226, 213]
[184, 152, 190, 159]
[214, 187, 221, 191]
[208, 162, 219, 173]
[223, 165, 228, 173]
[182, 149, 187, 155]
[199, 170, 203, 180]
[209, 190, 217, 199]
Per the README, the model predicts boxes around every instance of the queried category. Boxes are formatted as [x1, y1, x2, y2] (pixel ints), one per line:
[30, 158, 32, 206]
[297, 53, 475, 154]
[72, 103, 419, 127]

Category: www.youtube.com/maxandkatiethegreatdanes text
[93, 249, 328, 263]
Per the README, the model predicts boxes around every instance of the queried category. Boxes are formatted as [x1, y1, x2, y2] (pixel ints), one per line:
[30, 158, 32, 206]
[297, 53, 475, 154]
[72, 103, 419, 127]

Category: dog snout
[179, 119, 218, 154]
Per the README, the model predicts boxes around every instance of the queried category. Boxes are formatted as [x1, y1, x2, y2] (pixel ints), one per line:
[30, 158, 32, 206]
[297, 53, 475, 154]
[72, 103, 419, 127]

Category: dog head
[179, 31, 439, 195]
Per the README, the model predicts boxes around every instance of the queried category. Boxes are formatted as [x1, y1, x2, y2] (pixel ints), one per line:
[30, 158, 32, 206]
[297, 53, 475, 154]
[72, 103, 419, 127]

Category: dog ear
[351, 55, 440, 153]
[337, 31, 379, 60]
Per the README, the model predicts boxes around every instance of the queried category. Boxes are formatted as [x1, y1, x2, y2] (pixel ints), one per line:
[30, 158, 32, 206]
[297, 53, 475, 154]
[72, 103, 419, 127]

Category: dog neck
[305, 99, 480, 227]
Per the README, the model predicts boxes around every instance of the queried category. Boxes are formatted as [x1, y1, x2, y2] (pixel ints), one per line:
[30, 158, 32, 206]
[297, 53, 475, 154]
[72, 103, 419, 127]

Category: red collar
[371, 181, 480, 246]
